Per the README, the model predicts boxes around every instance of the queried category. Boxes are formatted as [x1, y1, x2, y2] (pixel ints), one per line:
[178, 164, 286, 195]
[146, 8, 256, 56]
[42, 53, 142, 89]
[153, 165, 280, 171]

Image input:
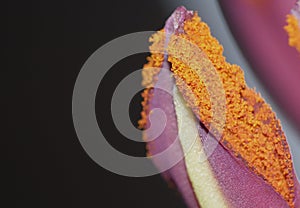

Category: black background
[11, 0, 187, 207]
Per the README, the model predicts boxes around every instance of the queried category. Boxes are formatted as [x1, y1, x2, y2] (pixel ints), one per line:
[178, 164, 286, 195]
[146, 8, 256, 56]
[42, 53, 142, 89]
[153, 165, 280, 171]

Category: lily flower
[140, 6, 300, 208]
[218, 0, 300, 131]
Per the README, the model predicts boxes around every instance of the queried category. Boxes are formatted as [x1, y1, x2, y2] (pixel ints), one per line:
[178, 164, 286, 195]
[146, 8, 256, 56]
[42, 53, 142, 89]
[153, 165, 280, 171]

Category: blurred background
[12, 0, 299, 208]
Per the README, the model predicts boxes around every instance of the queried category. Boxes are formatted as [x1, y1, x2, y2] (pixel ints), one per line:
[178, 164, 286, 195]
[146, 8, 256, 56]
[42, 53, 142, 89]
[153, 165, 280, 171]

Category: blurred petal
[219, 0, 300, 130]
[140, 6, 300, 208]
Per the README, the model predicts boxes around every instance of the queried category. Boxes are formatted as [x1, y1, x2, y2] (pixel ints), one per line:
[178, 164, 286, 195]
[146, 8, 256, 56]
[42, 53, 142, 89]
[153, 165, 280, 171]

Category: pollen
[138, 53, 163, 128]
[285, 14, 300, 53]
[168, 13, 295, 207]
[140, 12, 296, 207]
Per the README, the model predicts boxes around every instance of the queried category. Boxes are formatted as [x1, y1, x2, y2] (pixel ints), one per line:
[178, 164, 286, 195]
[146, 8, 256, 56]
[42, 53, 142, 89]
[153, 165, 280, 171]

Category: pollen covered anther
[169, 13, 296, 207]
[140, 7, 299, 208]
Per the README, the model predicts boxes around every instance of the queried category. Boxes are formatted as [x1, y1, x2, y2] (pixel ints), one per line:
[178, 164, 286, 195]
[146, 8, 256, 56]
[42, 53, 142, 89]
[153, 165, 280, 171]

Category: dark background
[11, 0, 187, 207]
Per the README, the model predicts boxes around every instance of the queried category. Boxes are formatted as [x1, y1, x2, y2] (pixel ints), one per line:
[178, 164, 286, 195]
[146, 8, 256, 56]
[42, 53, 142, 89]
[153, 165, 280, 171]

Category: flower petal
[141, 6, 300, 208]
[140, 7, 200, 208]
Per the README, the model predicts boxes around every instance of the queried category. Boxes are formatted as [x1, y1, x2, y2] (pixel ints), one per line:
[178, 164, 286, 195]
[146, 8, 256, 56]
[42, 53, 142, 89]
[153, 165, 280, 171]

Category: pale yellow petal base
[173, 87, 229, 208]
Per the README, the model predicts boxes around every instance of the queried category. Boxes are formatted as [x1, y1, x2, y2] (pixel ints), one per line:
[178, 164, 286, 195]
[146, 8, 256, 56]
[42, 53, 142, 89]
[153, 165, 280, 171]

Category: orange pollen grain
[285, 14, 300, 53]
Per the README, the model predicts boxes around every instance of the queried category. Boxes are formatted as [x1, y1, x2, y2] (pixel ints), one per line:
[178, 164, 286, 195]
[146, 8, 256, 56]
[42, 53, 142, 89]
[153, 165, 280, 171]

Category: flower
[140, 6, 300, 208]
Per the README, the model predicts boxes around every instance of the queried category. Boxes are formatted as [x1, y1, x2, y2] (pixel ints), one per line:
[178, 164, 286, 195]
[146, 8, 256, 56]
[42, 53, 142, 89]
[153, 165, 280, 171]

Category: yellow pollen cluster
[139, 30, 166, 129]
[139, 53, 163, 128]
[285, 14, 300, 53]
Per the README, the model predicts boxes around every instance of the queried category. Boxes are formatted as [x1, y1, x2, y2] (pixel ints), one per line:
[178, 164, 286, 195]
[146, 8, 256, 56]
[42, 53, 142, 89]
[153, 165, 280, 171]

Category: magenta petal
[143, 7, 199, 208]
[219, 0, 300, 129]
[296, 179, 300, 207]
[145, 68, 199, 208]
[200, 127, 290, 208]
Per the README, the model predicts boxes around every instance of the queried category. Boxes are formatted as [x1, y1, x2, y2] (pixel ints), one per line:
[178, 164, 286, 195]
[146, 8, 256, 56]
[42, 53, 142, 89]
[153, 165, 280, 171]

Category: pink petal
[143, 7, 199, 208]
